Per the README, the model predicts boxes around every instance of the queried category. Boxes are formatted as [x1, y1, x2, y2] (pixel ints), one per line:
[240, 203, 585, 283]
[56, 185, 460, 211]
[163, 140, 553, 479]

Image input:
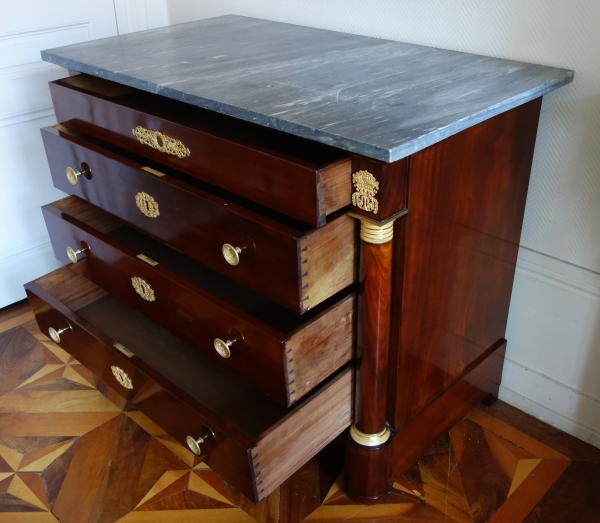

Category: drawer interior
[50, 123, 318, 233]
[51, 74, 352, 226]
[34, 265, 288, 440]
[57, 74, 345, 169]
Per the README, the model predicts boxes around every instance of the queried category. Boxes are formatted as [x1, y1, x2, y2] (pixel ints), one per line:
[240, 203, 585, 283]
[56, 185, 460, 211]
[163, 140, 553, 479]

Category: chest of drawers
[27, 15, 573, 505]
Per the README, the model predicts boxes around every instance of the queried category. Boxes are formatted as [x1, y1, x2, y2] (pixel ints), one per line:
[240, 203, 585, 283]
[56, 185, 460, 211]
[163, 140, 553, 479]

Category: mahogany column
[345, 210, 405, 503]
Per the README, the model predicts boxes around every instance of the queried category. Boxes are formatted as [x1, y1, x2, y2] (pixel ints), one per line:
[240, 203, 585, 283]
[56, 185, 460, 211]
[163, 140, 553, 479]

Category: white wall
[0, 1, 121, 307]
[166, 0, 600, 446]
[0, 0, 169, 308]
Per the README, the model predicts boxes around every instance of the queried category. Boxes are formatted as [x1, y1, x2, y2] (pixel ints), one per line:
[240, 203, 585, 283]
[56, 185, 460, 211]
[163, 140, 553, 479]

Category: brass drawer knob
[66, 246, 85, 264]
[222, 244, 242, 266]
[131, 276, 156, 302]
[135, 192, 160, 218]
[111, 366, 133, 389]
[66, 166, 85, 185]
[48, 324, 72, 344]
[213, 338, 235, 358]
[186, 427, 215, 456]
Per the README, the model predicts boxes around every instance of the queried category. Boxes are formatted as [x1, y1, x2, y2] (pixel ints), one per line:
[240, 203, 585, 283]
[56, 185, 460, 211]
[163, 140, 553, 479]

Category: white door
[0, 1, 168, 307]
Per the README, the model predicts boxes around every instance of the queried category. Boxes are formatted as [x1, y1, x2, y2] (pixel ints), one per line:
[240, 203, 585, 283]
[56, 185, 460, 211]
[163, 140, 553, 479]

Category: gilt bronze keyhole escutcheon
[132, 126, 190, 158]
[135, 192, 160, 218]
[111, 366, 133, 389]
[131, 276, 156, 302]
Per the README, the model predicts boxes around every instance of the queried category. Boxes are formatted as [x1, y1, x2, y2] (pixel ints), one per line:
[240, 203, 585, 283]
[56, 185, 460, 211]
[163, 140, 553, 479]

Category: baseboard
[0, 240, 62, 308]
[500, 358, 600, 448]
[504, 246, 600, 449]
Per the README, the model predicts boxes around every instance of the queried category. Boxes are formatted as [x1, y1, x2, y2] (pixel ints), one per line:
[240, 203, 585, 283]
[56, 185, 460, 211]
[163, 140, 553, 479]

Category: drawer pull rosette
[213, 333, 242, 359]
[132, 126, 190, 158]
[131, 276, 156, 302]
[66, 165, 88, 185]
[222, 243, 242, 266]
[66, 246, 86, 264]
[186, 426, 216, 456]
[111, 366, 133, 389]
[48, 323, 72, 344]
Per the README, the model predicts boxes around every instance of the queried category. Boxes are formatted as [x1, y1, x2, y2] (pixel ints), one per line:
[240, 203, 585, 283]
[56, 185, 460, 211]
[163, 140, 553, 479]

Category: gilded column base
[349, 423, 391, 447]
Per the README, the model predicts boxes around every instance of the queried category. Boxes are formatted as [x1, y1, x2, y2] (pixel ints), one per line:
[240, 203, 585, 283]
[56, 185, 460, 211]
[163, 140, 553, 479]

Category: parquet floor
[1, 301, 599, 523]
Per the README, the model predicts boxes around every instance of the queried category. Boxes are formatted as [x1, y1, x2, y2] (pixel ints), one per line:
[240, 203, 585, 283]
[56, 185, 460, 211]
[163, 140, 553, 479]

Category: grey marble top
[41, 15, 573, 162]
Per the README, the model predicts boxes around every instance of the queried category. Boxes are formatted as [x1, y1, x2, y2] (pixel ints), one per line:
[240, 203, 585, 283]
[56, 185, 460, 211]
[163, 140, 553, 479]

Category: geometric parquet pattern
[1, 300, 600, 523]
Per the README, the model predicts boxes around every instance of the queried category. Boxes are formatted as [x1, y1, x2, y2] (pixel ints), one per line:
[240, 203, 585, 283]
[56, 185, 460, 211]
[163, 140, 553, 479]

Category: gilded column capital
[347, 209, 407, 245]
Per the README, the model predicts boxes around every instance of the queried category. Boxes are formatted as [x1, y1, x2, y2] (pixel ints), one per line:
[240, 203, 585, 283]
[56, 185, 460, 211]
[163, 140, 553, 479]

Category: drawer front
[27, 289, 220, 455]
[26, 286, 145, 401]
[42, 125, 357, 314]
[24, 267, 353, 503]
[43, 203, 288, 404]
[50, 76, 351, 227]
[43, 198, 355, 406]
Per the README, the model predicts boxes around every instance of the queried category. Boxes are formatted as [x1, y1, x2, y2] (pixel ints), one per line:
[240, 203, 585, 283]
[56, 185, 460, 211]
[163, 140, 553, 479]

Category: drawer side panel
[318, 159, 352, 216]
[301, 214, 358, 312]
[250, 368, 353, 502]
[285, 294, 355, 403]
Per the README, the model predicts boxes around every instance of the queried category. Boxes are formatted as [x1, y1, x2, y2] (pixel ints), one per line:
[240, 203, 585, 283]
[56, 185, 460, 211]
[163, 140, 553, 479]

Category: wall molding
[0, 105, 55, 129]
[0, 237, 51, 262]
[0, 21, 91, 41]
[516, 248, 600, 303]
[0, 20, 92, 128]
[0, 21, 92, 68]
[114, 0, 150, 34]
[113, 0, 169, 34]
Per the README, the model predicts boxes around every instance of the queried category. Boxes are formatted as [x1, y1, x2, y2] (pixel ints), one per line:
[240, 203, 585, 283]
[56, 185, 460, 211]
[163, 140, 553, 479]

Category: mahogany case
[27, 64, 551, 506]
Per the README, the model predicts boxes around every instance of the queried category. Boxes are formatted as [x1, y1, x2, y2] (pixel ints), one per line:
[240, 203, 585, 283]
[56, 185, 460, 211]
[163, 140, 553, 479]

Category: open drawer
[41, 124, 358, 314]
[43, 197, 355, 406]
[25, 264, 353, 503]
[49, 74, 352, 227]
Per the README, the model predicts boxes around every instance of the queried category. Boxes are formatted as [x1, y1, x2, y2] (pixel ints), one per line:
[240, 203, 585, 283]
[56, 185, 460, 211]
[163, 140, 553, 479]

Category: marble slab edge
[40, 52, 573, 164]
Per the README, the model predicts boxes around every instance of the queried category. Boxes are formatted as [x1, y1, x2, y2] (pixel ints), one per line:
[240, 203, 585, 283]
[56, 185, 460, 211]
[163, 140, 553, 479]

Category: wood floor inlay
[0, 304, 599, 522]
